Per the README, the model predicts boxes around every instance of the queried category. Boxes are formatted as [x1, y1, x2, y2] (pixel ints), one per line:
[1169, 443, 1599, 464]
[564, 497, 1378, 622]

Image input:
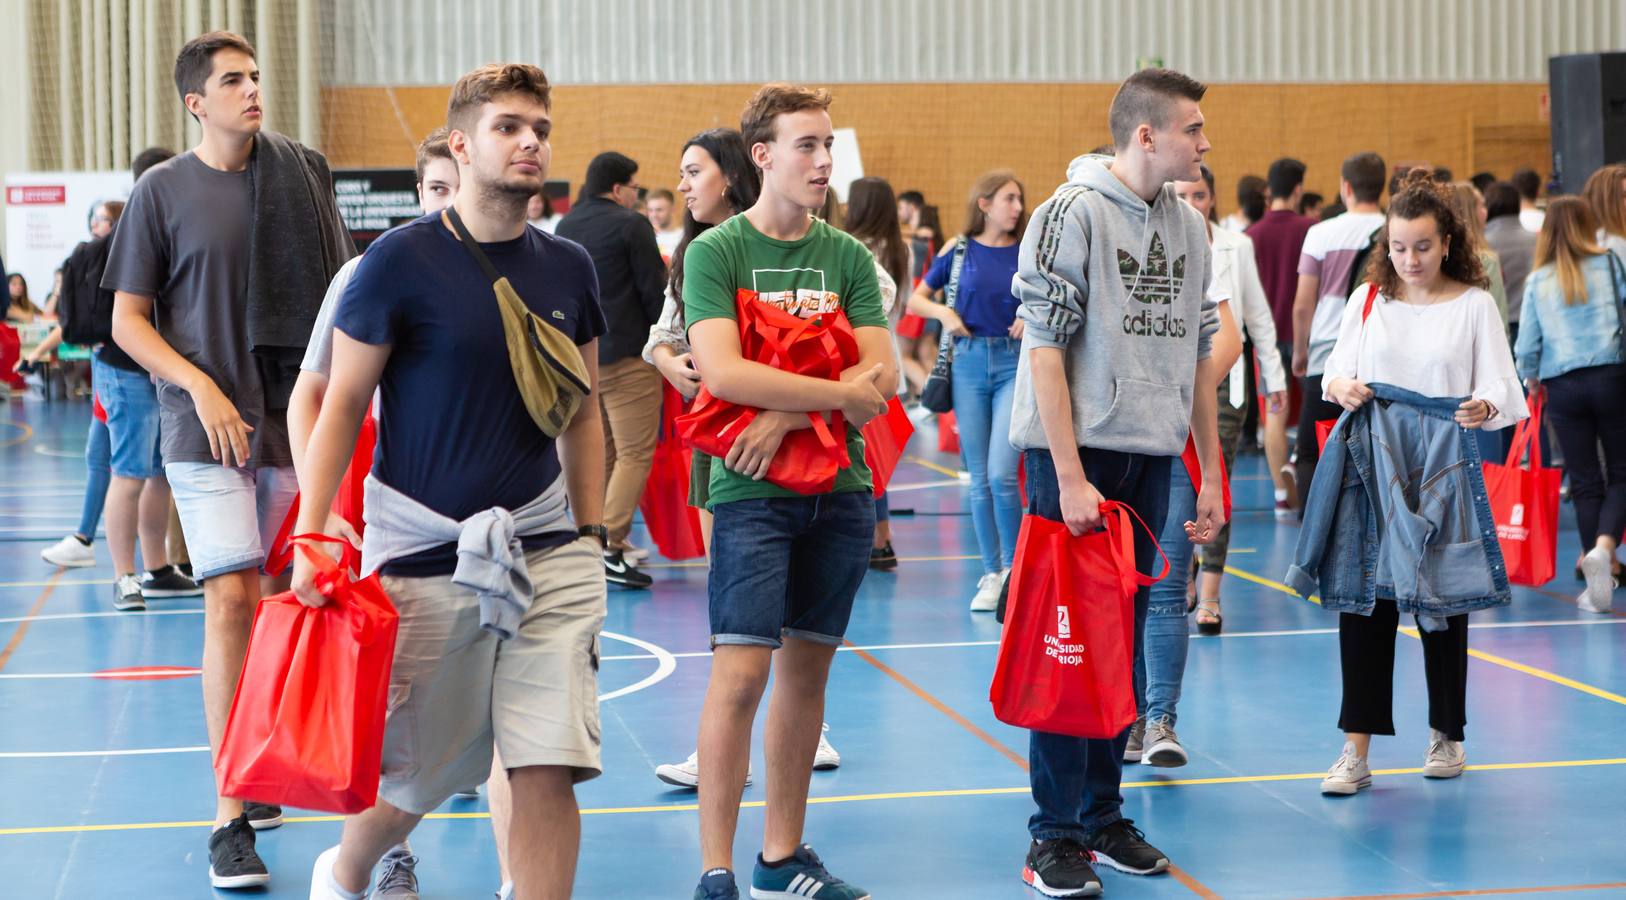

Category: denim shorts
[164, 462, 297, 581]
[92, 353, 162, 480]
[707, 491, 876, 648]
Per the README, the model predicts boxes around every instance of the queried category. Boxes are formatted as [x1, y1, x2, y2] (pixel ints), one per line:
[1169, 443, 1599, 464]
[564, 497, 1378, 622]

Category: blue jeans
[91, 352, 162, 480]
[952, 336, 1021, 574]
[707, 492, 876, 648]
[77, 413, 111, 538]
[1024, 446, 1170, 841]
[1135, 458, 1195, 726]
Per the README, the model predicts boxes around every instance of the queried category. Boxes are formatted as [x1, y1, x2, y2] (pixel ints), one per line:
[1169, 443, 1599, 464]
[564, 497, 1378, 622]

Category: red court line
[1300, 881, 1626, 899]
[0, 570, 61, 672]
[842, 639, 1222, 899]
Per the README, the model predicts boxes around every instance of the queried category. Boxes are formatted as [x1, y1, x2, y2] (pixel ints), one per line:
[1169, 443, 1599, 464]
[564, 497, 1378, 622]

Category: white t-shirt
[1520, 208, 1545, 234]
[1298, 211, 1386, 376]
[655, 227, 684, 260]
[1321, 283, 1527, 431]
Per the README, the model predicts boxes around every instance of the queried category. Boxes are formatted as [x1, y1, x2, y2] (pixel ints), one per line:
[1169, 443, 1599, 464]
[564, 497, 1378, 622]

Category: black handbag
[918, 239, 970, 414]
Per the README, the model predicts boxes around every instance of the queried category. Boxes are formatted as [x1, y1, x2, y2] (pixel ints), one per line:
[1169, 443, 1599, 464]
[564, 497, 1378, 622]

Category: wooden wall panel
[323, 82, 1550, 235]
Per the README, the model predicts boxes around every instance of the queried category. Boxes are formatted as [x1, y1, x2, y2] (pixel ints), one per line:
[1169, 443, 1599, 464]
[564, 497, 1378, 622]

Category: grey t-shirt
[300, 254, 361, 377]
[102, 151, 292, 468]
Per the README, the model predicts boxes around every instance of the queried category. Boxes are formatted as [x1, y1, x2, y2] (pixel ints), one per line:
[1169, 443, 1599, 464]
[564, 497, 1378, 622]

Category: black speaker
[1549, 51, 1626, 195]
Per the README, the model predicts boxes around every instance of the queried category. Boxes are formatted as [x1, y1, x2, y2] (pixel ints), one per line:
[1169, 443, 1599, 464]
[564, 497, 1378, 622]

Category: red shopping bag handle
[1099, 500, 1171, 591]
[1503, 390, 1543, 470]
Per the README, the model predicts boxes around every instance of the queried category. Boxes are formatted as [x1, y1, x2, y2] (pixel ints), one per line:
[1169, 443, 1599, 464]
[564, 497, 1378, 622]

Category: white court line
[883, 478, 965, 493]
[32, 446, 84, 458]
[0, 746, 211, 759]
[596, 631, 677, 702]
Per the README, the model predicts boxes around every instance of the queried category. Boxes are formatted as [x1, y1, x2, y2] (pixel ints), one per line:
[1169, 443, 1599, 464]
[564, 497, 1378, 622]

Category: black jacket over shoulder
[555, 197, 666, 365]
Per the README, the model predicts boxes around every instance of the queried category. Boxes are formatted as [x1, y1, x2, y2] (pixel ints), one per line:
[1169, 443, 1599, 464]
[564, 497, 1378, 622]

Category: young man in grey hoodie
[1009, 67, 1224, 898]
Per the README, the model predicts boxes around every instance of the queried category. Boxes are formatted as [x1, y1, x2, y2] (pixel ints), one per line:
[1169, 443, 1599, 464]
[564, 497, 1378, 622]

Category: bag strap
[934, 239, 972, 356]
[1099, 500, 1171, 590]
[1361, 282, 1379, 322]
[443, 207, 506, 285]
[1506, 389, 1544, 471]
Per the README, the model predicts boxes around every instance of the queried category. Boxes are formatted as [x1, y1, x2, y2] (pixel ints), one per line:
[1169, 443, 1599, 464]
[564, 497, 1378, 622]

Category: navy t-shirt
[923, 237, 1021, 337]
[335, 213, 606, 576]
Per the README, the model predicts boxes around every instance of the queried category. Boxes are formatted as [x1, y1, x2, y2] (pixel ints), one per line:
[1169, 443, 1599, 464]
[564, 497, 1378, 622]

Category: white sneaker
[1423, 730, 1466, 778]
[41, 534, 95, 568]
[621, 543, 651, 563]
[654, 751, 753, 788]
[1320, 742, 1372, 795]
[814, 723, 841, 770]
[310, 845, 365, 899]
[113, 574, 146, 612]
[1579, 547, 1616, 613]
[453, 784, 481, 799]
[969, 571, 1003, 612]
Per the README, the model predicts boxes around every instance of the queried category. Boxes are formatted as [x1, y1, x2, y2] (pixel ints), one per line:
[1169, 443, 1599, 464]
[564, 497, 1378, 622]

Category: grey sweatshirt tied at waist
[1010, 154, 1218, 456]
[361, 473, 570, 640]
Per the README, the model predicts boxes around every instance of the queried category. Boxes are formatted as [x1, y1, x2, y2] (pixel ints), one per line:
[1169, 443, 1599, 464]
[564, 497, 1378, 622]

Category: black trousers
[1294, 372, 1346, 511]
[1544, 363, 1626, 550]
[1339, 601, 1468, 742]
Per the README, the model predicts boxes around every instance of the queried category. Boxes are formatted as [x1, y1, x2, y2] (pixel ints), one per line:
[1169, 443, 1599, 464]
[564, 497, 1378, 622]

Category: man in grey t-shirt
[105, 31, 342, 891]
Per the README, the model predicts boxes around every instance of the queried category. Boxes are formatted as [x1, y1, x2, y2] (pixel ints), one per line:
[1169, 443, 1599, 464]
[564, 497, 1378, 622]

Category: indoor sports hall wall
[322, 81, 1552, 235]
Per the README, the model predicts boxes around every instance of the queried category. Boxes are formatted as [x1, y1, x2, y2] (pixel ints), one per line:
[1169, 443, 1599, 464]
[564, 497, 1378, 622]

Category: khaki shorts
[376, 537, 606, 815]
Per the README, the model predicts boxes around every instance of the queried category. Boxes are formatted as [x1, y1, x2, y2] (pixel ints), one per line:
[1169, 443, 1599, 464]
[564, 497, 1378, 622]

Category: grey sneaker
[113, 574, 145, 612]
[1321, 742, 1372, 795]
[1579, 546, 1616, 613]
[1143, 718, 1188, 768]
[1423, 730, 1466, 779]
[375, 842, 420, 898]
[1122, 717, 1146, 764]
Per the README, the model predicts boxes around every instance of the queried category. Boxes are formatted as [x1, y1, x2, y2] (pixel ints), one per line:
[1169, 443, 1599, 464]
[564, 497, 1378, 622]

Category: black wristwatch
[577, 524, 608, 548]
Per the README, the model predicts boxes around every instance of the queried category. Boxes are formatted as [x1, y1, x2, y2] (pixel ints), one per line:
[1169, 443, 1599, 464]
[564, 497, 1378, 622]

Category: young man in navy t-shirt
[292, 63, 609, 900]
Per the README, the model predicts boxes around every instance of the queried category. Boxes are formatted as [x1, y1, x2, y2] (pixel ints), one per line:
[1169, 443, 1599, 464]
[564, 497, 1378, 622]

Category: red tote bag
[989, 502, 1169, 739]
[265, 414, 376, 577]
[217, 535, 398, 814]
[861, 396, 915, 497]
[638, 382, 707, 560]
[1483, 392, 1560, 587]
[678, 290, 858, 495]
[937, 410, 960, 454]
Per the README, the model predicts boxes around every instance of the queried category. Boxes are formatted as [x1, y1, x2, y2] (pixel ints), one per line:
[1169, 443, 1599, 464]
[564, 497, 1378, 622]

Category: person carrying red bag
[683, 84, 894, 900]
[293, 64, 609, 900]
[1004, 68, 1225, 897]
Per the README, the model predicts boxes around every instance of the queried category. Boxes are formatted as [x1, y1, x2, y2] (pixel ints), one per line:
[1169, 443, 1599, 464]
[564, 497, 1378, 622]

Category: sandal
[1195, 599, 1223, 636]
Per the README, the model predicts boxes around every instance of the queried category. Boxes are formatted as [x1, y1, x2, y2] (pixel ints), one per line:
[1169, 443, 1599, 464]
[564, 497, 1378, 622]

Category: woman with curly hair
[1314, 171, 1527, 796]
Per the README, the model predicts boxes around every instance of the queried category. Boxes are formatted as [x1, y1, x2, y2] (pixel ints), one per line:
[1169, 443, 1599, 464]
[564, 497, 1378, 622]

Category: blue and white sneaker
[751, 845, 869, 899]
[695, 867, 740, 899]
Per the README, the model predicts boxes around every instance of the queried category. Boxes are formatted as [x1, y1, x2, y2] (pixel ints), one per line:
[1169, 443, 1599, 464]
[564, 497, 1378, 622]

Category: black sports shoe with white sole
[208, 814, 270, 889]
[141, 565, 202, 597]
[1083, 819, 1169, 876]
[604, 550, 654, 589]
[244, 801, 283, 830]
[1023, 838, 1102, 897]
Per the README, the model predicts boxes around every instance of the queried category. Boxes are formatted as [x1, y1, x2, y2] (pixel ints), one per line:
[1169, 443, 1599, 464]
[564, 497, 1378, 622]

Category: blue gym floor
[3, 397, 1625, 899]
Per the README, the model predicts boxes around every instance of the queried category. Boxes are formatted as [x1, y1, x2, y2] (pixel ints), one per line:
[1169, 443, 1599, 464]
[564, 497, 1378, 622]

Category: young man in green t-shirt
[683, 84, 894, 900]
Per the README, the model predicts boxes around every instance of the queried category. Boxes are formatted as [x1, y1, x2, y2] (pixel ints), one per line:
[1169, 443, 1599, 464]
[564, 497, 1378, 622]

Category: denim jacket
[1286, 383, 1511, 618]
[1514, 251, 1626, 381]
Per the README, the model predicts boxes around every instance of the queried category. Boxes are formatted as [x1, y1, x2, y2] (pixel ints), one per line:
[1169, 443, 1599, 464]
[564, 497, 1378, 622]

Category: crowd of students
[11, 26, 1626, 900]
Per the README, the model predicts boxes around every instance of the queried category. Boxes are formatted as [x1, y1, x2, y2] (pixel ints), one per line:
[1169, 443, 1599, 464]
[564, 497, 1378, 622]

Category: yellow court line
[4, 757, 1623, 837]
[0, 422, 34, 448]
[903, 454, 963, 479]
[1230, 563, 1626, 708]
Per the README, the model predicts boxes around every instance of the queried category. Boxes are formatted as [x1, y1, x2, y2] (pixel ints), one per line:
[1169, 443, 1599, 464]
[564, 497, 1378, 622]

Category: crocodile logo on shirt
[1118, 232, 1189, 339]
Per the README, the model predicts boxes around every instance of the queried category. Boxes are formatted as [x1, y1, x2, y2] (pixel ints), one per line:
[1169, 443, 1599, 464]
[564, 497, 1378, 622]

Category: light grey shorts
[376, 537, 607, 815]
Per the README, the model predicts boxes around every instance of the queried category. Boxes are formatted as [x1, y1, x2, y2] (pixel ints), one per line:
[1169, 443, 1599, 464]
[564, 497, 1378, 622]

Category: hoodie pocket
[1085, 378, 1192, 451]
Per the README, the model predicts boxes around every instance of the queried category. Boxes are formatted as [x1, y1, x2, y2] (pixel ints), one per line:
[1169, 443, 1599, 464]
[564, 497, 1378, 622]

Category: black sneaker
[141, 565, 202, 597]
[1023, 838, 1102, 897]
[604, 550, 653, 589]
[1083, 819, 1169, 875]
[244, 801, 283, 830]
[178, 562, 196, 580]
[207, 814, 270, 889]
[868, 542, 898, 571]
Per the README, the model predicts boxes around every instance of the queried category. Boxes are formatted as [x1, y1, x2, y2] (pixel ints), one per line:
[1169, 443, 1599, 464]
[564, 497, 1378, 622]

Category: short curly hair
[1365, 170, 1488, 298]
[447, 64, 551, 135]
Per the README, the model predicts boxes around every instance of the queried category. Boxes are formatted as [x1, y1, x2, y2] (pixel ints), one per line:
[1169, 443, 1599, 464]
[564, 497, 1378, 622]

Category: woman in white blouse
[1317, 172, 1526, 797]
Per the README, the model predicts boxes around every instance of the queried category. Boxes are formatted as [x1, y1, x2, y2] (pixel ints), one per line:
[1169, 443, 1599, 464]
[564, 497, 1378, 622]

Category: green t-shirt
[683, 214, 889, 507]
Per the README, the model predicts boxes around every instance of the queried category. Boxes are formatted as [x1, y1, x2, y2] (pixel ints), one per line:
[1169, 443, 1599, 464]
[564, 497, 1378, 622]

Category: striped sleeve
[1014, 186, 1093, 349]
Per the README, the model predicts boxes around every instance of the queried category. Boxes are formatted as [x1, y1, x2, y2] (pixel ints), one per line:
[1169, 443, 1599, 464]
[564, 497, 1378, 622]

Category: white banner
[5, 171, 133, 307]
